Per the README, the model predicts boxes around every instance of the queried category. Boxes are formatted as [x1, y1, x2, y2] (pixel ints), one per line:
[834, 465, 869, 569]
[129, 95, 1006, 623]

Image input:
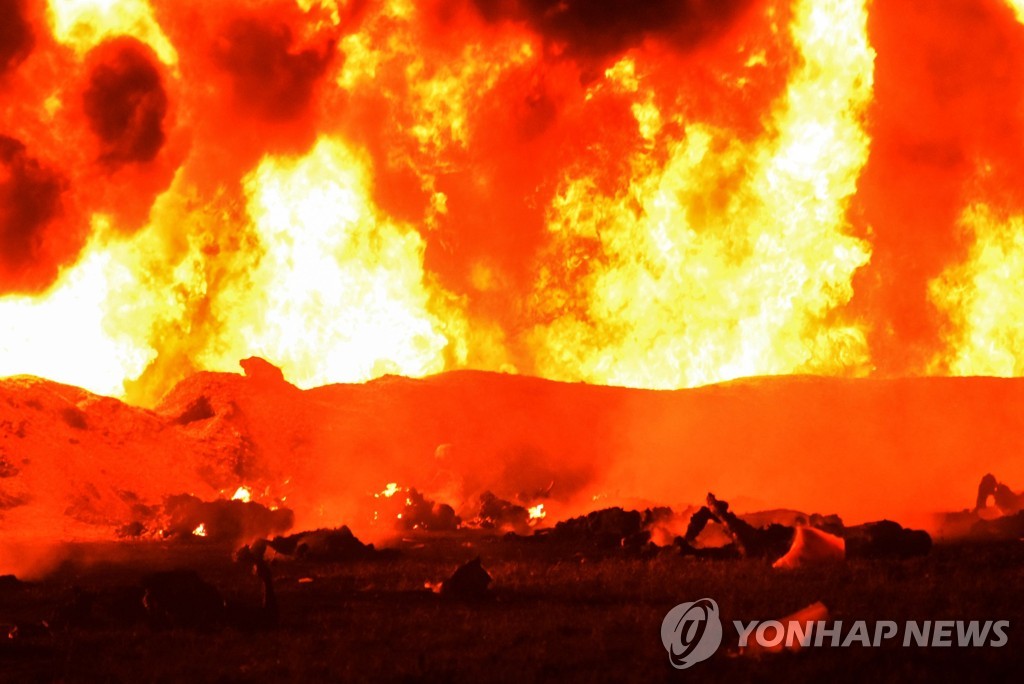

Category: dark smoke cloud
[212, 17, 333, 121]
[82, 39, 168, 166]
[0, 0, 33, 75]
[472, 0, 755, 60]
[0, 136, 66, 291]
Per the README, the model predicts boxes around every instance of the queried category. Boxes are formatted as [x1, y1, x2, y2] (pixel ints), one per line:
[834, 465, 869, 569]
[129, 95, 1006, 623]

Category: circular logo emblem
[661, 598, 723, 669]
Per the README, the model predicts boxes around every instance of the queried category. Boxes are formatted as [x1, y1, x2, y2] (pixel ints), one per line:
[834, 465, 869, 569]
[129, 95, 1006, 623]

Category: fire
[231, 486, 252, 503]
[191, 522, 206, 537]
[1, 0, 1024, 403]
[531, 0, 874, 388]
[528, 503, 546, 522]
[929, 204, 1024, 376]
[377, 483, 399, 499]
[0, 224, 165, 396]
[196, 137, 467, 389]
[47, 0, 178, 64]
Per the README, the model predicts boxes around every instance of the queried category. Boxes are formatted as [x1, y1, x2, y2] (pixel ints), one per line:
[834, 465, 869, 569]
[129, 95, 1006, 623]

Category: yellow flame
[605, 58, 662, 141]
[231, 486, 252, 503]
[377, 482, 399, 499]
[337, 3, 536, 158]
[531, 0, 874, 388]
[47, 0, 177, 64]
[192, 522, 206, 537]
[0, 219, 167, 396]
[1007, 0, 1024, 24]
[930, 203, 1024, 375]
[528, 503, 546, 521]
[196, 137, 466, 388]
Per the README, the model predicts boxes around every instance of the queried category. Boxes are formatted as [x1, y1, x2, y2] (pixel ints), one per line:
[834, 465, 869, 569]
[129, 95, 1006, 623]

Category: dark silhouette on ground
[677, 493, 931, 561]
[679, 493, 795, 559]
[268, 526, 385, 562]
[975, 473, 1024, 515]
[440, 557, 491, 600]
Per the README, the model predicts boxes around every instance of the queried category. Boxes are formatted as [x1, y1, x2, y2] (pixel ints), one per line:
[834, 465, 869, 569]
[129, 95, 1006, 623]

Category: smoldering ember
[2, 0, 1024, 681]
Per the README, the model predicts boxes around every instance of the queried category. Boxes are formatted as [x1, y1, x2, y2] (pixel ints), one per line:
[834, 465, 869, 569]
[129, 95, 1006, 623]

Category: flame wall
[3, 0, 1024, 402]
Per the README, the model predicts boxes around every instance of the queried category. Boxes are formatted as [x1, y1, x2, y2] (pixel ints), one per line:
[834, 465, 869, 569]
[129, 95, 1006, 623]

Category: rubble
[679, 493, 931, 562]
[679, 494, 794, 559]
[268, 526, 383, 562]
[473, 491, 532, 533]
[844, 520, 931, 559]
[159, 493, 294, 543]
[398, 488, 460, 532]
[513, 507, 660, 552]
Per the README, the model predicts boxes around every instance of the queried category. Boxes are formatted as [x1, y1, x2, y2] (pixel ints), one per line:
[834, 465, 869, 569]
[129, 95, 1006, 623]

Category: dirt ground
[2, 533, 1022, 683]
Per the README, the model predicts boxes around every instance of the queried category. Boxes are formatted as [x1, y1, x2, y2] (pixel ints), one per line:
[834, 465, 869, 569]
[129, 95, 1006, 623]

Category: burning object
[473, 491, 532, 533]
[372, 483, 460, 532]
[158, 493, 293, 544]
[521, 507, 661, 553]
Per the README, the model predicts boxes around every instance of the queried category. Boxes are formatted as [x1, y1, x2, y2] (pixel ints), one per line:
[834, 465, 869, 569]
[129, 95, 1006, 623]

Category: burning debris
[472, 491, 533, 534]
[372, 483, 460, 532]
[157, 493, 294, 544]
[399, 489, 460, 532]
[513, 506, 665, 553]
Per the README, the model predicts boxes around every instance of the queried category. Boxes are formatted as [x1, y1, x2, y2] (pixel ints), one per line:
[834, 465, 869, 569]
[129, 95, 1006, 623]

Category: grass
[2, 534, 1023, 682]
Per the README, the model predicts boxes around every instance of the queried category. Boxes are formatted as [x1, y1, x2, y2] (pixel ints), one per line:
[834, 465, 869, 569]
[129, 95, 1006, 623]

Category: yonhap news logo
[660, 598, 724, 669]
[661, 598, 1010, 669]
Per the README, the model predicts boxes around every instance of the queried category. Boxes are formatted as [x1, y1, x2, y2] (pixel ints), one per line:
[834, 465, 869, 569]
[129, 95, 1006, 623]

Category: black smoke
[0, 0, 33, 75]
[82, 39, 168, 166]
[473, 0, 755, 60]
[0, 136, 65, 290]
[212, 17, 333, 121]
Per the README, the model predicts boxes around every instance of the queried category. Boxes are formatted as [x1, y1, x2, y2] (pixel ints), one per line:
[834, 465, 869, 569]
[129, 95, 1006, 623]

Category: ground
[2, 534, 1022, 682]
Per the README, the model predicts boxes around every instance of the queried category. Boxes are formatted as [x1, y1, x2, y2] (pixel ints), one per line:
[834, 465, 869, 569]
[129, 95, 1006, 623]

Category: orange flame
[2, 0, 1024, 400]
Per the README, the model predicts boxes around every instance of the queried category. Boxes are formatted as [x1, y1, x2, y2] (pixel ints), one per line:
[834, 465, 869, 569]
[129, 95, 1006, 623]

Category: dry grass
[2, 535, 1023, 682]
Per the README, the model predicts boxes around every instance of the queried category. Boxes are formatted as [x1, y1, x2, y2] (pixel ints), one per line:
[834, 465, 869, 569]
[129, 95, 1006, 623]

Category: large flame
[48, 0, 177, 64]
[530, 0, 874, 388]
[2, 0, 1024, 401]
[930, 204, 1024, 376]
[197, 136, 466, 387]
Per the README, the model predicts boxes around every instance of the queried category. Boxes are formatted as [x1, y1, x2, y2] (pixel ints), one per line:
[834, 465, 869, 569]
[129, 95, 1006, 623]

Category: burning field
[3, 0, 1024, 679]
